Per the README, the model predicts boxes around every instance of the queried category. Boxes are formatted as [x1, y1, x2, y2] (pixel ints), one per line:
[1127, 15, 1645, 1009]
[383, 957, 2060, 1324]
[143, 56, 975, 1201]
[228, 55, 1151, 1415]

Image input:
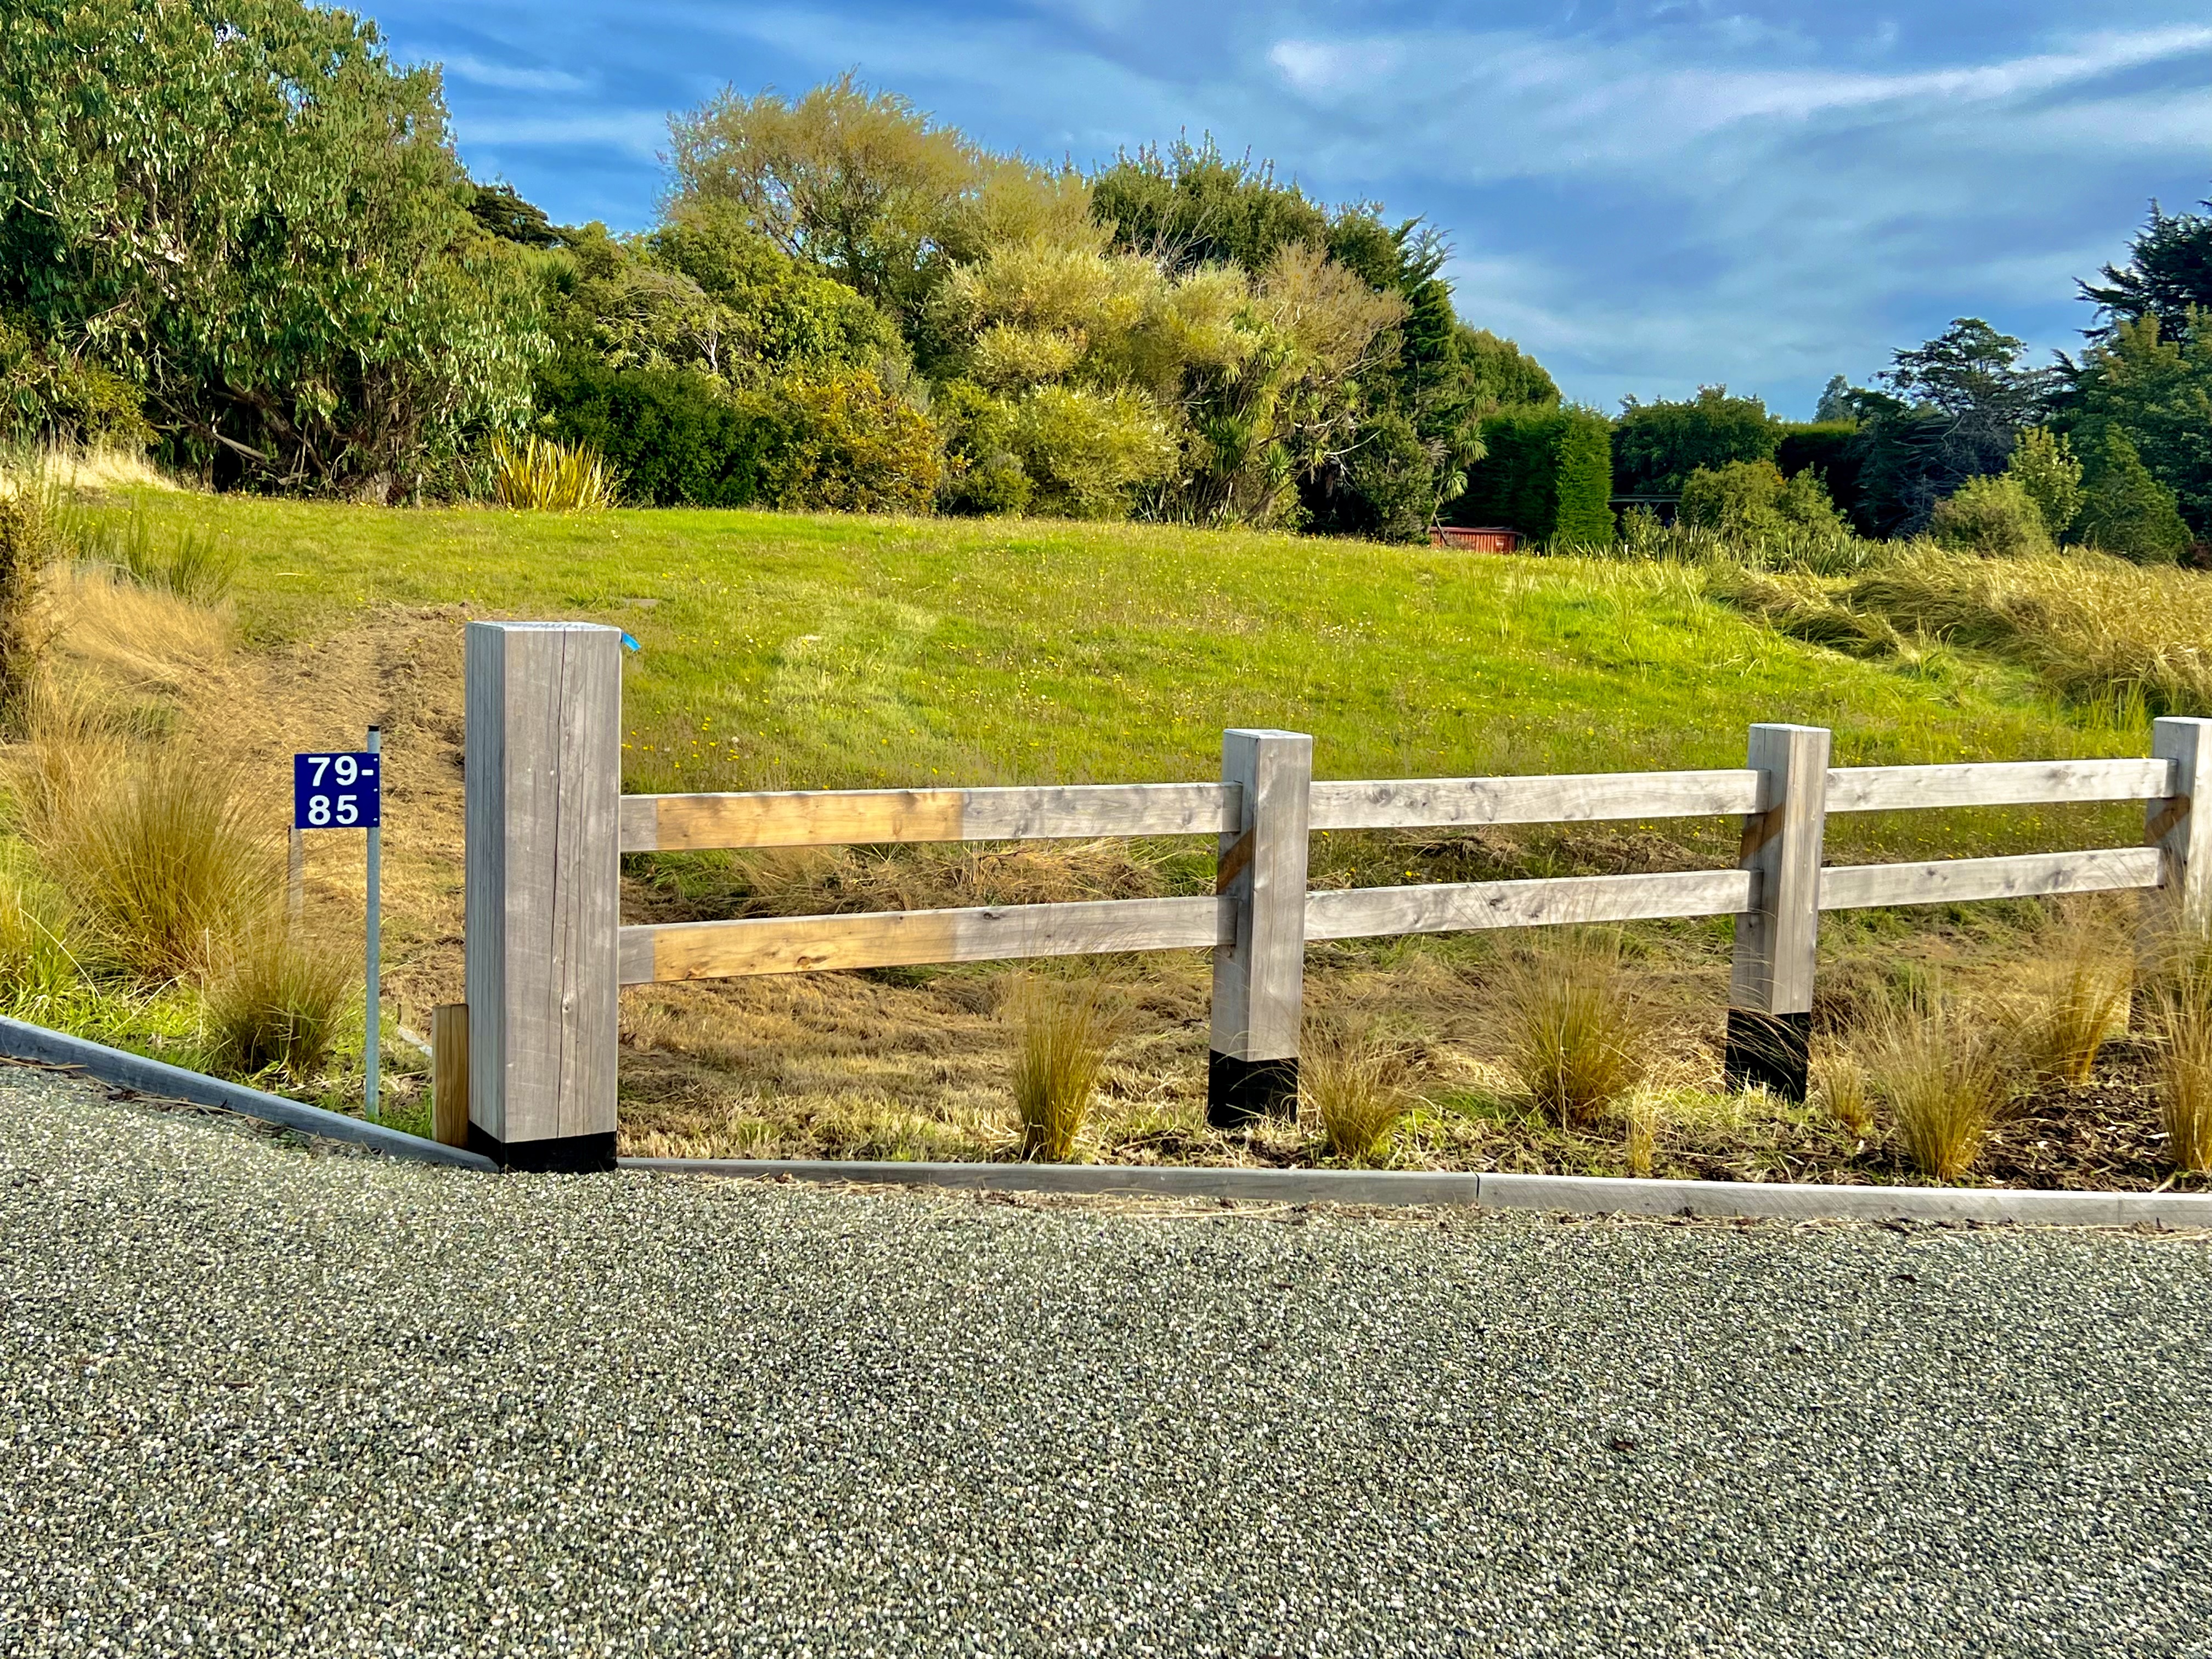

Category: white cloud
[443, 53, 592, 94]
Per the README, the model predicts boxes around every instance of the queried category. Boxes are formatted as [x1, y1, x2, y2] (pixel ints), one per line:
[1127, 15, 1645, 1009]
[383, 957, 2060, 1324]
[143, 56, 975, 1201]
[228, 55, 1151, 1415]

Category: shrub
[1009, 978, 1114, 1160]
[2076, 427, 2191, 562]
[753, 371, 943, 513]
[935, 379, 1032, 515]
[1454, 405, 1612, 544]
[1302, 1028, 1409, 1165]
[1011, 384, 1175, 520]
[205, 927, 356, 1081]
[1676, 458, 1861, 569]
[1774, 421, 1863, 521]
[538, 356, 766, 507]
[1499, 934, 1655, 1128]
[492, 434, 619, 512]
[19, 738, 275, 981]
[2006, 426, 2084, 541]
[1928, 473, 2052, 556]
[1859, 996, 2007, 1182]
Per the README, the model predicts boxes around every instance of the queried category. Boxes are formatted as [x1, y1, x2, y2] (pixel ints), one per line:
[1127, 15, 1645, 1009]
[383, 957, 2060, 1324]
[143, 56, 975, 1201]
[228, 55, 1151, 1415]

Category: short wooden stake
[430, 1003, 470, 1149]
[2144, 716, 2212, 960]
[285, 828, 304, 938]
[463, 622, 623, 1171]
[1724, 723, 1831, 1101]
[1207, 728, 1312, 1127]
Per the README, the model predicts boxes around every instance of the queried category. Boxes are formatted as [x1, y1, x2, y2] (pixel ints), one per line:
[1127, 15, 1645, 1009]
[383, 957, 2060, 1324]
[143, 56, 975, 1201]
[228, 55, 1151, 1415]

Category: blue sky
[366, 2, 2212, 419]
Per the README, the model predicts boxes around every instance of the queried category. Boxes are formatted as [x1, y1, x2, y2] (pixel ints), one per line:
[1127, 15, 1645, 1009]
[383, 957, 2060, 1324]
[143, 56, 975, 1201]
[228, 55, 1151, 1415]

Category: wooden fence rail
[459, 621, 2212, 1170]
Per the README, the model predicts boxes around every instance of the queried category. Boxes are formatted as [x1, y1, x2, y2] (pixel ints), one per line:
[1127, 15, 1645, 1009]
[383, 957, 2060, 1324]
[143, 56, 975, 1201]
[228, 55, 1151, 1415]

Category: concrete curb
[619, 1156, 2212, 1228]
[0, 1017, 496, 1172]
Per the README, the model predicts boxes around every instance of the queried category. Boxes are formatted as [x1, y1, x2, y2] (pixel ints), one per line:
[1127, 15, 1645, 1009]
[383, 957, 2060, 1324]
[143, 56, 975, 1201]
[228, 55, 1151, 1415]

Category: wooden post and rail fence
[438, 622, 2212, 1172]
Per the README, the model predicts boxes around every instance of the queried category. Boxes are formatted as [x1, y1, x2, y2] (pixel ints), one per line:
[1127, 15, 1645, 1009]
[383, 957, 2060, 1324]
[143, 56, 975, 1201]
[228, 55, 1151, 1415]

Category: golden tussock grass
[1008, 975, 1117, 1161]
[12, 700, 276, 982]
[1301, 1025, 1412, 1166]
[43, 563, 230, 692]
[1855, 993, 2010, 1182]
[1497, 933, 1658, 1128]
[2144, 929, 2212, 1172]
[204, 924, 357, 1081]
[2005, 914, 2131, 1087]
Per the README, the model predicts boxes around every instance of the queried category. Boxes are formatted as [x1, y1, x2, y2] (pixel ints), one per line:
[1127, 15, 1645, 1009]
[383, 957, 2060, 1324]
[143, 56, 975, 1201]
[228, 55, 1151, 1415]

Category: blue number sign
[293, 752, 381, 829]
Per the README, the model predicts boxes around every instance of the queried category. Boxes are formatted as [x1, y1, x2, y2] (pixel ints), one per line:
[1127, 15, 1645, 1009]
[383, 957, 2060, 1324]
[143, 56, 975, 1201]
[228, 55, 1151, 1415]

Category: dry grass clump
[1009, 977, 1116, 1161]
[1302, 1026, 1412, 1165]
[1811, 1046, 1875, 1137]
[2144, 931, 2212, 1173]
[493, 435, 619, 512]
[43, 562, 229, 691]
[1621, 1093, 1662, 1177]
[1498, 933, 1657, 1128]
[2007, 924, 2131, 1087]
[15, 727, 275, 981]
[1857, 994, 2010, 1182]
[205, 926, 356, 1080]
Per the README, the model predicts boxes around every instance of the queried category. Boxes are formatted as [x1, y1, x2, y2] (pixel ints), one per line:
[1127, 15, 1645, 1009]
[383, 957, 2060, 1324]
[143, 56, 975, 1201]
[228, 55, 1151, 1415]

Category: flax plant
[492, 435, 619, 512]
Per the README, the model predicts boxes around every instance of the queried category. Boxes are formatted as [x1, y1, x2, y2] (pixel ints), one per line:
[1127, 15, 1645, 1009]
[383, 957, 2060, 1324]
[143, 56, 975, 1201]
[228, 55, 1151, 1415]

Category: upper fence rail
[619, 755, 2179, 854]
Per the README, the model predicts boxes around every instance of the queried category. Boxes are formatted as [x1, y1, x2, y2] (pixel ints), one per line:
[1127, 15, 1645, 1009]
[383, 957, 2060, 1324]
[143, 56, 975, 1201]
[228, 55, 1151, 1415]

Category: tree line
[1, 0, 2206, 557]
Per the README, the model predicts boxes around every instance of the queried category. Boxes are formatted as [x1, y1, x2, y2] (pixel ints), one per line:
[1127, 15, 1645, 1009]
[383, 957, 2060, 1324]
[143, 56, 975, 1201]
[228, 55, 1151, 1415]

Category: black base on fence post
[467, 1126, 620, 1173]
[1207, 1052, 1299, 1128]
[1723, 1009, 1812, 1102]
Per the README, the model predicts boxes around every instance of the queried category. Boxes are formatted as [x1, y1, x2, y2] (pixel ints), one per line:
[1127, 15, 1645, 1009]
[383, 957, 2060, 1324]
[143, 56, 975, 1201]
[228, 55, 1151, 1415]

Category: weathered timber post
[2146, 716, 2212, 942]
[1208, 728, 1313, 1127]
[1724, 723, 1831, 1100]
[430, 1002, 470, 1149]
[464, 622, 622, 1171]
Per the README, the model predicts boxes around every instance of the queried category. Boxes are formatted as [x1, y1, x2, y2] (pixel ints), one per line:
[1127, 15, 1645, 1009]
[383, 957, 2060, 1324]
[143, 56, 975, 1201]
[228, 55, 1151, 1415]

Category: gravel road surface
[3, 1064, 2210, 1657]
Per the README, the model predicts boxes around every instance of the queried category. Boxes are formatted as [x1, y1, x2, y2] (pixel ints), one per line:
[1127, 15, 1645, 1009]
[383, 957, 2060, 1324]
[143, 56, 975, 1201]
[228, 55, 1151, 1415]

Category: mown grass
[96, 492, 2165, 865]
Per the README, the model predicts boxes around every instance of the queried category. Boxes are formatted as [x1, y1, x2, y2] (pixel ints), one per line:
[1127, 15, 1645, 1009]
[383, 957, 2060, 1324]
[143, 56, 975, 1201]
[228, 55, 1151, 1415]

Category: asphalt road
[3, 1065, 2210, 1656]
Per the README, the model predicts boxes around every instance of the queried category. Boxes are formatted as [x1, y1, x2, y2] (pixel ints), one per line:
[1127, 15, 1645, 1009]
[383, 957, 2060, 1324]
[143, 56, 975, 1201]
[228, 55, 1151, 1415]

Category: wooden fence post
[2146, 716, 2212, 940]
[464, 622, 623, 1171]
[430, 1002, 470, 1149]
[1208, 729, 1313, 1127]
[1724, 723, 1831, 1101]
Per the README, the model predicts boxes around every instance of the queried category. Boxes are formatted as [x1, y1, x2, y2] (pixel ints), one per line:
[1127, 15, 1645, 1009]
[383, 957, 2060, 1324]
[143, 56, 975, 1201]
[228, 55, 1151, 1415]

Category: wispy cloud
[442, 53, 592, 95]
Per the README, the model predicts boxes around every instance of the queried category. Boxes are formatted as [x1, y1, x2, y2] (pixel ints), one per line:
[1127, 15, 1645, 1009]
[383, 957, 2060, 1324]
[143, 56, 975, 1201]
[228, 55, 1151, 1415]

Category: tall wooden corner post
[464, 622, 623, 1172]
[2146, 716, 2212, 944]
[1725, 723, 1831, 1101]
[1208, 729, 1312, 1127]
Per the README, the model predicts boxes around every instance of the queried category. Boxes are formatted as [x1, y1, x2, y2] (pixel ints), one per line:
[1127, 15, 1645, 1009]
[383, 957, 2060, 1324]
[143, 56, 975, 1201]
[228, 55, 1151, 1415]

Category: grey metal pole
[365, 725, 382, 1120]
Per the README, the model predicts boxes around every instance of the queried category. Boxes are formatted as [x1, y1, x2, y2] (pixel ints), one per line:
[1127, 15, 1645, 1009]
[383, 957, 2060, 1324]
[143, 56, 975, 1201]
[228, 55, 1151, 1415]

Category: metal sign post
[292, 732, 385, 1118]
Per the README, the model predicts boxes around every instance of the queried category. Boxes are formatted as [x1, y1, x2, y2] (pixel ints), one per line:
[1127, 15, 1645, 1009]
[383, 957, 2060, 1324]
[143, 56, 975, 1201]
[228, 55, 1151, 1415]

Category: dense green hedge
[537, 357, 766, 507]
[1451, 407, 1614, 543]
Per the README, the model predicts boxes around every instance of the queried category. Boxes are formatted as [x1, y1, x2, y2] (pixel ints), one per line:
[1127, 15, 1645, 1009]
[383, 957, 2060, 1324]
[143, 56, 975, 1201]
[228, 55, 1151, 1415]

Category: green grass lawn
[128, 492, 2154, 860]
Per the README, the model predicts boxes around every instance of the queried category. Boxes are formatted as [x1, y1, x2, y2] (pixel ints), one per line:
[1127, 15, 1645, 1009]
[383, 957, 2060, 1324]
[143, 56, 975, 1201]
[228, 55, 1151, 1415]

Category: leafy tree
[0, 311, 149, 447]
[470, 182, 559, 249]
[1813, 375, 1855, 423]
[1833, 319, 2052, 536]
[2076, 427, 2191, 562]
[2053, 313, 2212, 538]
[1092, 139, 1331, 275]
[1613, 387, 1780, 498]
[0, 0, 546, 494]
[666, 72, 1080, 330]
[2004, 427, 2084, 542]
[2080, 193, 2212, 344]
